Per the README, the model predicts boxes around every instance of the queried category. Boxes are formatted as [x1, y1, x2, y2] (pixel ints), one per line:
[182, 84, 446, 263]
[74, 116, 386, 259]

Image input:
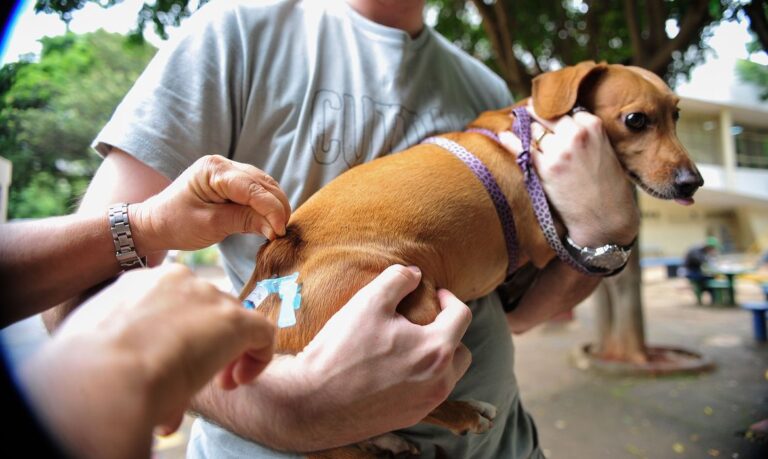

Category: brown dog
[239, 61, 702, 456]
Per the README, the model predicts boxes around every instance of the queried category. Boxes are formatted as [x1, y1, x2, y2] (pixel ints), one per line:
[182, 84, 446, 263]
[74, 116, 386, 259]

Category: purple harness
[423, 107, 600, 277]
[421, 135, 519, 275]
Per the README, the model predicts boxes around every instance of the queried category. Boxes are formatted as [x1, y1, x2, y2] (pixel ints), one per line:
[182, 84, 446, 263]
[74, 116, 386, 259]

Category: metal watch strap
[109, 203, 146, 270]
[563, 235, 635, 276]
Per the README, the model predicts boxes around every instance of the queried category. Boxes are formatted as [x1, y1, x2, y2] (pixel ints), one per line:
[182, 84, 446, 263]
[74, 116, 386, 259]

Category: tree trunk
[744, 1, 768, 52]
[592, 244, 648, 363]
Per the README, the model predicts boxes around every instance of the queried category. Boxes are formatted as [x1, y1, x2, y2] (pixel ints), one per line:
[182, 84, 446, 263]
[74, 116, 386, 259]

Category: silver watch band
[109, 203, 146, 270]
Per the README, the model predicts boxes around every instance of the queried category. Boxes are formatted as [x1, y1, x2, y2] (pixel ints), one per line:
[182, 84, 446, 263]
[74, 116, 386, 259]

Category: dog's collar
[421, 135, 519, 275]
[510, 107, 620, 276]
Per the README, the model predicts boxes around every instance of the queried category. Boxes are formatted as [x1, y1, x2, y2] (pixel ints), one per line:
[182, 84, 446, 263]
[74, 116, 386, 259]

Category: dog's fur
[239, 61, 703, 456]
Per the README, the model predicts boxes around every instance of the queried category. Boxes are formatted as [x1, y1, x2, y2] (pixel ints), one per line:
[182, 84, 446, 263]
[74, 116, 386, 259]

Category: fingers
[172, 292, 275, 391]
[430, 289, 473, 345]
[346, 265, 422, 315]
[229, 161, 291, 222]
[215, 172, 289, 238]
[195, 155, 290, 239]
[527, 100, 602, 143]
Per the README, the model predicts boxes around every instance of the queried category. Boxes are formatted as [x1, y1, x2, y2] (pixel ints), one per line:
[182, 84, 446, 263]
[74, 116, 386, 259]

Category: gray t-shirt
[95, 0, 542, 457]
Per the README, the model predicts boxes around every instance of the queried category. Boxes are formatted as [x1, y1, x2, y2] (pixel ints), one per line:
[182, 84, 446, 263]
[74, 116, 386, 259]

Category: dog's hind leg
[423, 400, 497, 435]
[396, 278, 499, 437]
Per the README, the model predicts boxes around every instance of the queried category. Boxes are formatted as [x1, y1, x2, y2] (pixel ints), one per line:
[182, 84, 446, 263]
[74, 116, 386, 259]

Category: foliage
[34, 0, 210, 40]
[0, 30, 155, 218]
[174, 246, 221, 267]
[736, 38, 768, 100]
[737, 59, 768, 99]
[34, 0, 768, 96]
[426, 0, 760, 97]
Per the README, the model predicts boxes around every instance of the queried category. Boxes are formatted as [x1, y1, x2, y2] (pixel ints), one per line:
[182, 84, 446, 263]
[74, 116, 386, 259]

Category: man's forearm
[0, 210, 166, 329]
[191, 352, 409, 453]
[506, 259, 600, 334]
[0, 214, 121, 326]
[191, 355, 321, 452]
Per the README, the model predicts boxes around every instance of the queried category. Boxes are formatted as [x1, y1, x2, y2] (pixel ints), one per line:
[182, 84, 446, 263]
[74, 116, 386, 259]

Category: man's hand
[298, 265, 473, 433]
[193, 265, 474, 452]
[131, 154, 291, 253]
[499, 104, 638, 247]
[22, 264, 275, 459]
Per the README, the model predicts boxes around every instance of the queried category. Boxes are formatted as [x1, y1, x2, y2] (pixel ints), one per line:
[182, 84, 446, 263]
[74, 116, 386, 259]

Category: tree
[34, 0, 212, 40]
[0, 30, 155, 218]
[427, 0, 766, 97]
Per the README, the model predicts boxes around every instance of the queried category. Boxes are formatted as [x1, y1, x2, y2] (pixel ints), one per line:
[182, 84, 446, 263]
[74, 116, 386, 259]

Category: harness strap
[511, 107, 601, 276]
[422, 136, 519, 275]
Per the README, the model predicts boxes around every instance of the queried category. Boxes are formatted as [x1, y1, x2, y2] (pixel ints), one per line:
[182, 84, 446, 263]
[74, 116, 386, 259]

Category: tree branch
[623, 0, 645, 62]
[647, 0, 667, 49]
[745, 1, 768, 52]
[472, 1, 513, 85]
[646, 0, 712, 75]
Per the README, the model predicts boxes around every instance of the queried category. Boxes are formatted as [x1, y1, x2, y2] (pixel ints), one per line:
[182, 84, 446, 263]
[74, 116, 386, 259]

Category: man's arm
[0, 151, 171, 328]
[36, 148, 289, 331]
[192, 265, 474, 452]
[506, 260, 599, 334]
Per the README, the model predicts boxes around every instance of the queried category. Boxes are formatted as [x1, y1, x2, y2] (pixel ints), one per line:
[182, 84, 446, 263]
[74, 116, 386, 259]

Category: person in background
[683, 236, 720, 304]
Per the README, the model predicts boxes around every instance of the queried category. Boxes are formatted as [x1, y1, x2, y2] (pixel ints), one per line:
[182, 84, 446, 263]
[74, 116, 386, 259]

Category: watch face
[586, 248, 629, 271]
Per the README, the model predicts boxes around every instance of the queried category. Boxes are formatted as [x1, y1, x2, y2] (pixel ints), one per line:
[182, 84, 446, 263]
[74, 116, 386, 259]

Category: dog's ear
[531, 61, 607, 119]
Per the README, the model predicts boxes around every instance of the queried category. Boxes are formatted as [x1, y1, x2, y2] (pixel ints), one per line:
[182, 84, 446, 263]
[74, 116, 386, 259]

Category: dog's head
[531, 61, 703, 204]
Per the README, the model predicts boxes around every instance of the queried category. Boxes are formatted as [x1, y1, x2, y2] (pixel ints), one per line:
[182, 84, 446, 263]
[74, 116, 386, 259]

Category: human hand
[499, 103, 638, 247]
[21, 264, 275, 459]
[291, 265, 473, 445]
[131, 155, 291, 253]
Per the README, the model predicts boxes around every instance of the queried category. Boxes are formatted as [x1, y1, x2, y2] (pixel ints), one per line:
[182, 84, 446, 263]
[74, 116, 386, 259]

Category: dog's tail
[238, 225, 305, 302]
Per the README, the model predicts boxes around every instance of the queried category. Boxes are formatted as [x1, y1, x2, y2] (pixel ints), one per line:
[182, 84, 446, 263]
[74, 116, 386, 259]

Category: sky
[1, 0, 766, 108]
[1, 0, 168, 65]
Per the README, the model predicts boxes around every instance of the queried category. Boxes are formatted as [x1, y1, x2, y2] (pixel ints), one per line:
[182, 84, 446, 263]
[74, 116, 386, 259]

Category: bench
[706, 279, 734, 305]
[741, 302, 768, 342]
[687, 278, 733, 306]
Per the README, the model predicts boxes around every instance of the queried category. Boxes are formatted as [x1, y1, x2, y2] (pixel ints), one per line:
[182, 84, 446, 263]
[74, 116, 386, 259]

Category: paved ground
[4, 266, 767, 459]
[515, 268, 768, 459]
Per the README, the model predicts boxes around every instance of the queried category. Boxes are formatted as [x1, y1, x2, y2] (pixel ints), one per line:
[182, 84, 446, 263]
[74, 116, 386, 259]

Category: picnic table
[706, 264, 753, 306]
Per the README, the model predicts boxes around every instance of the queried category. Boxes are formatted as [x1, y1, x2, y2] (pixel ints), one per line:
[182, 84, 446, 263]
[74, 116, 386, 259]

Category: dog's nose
[674, 168, 704, 198]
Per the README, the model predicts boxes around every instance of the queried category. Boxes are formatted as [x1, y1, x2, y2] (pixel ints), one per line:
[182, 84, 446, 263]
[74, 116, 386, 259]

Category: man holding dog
[37, 0, 637, 457]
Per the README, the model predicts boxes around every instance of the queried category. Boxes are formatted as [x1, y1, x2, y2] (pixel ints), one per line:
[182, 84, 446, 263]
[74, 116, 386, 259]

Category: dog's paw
[463, 399, 497, 434]
[358, 433, 420, 457]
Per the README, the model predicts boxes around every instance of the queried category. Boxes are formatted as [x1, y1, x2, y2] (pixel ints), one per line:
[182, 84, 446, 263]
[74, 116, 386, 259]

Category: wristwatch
[109, 203, 146, 270]
[563, 235, 634, 275]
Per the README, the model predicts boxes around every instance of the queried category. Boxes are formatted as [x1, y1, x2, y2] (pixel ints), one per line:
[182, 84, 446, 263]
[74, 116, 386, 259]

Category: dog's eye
[625, 113, 648, 131]
[673, 110, 680, 122]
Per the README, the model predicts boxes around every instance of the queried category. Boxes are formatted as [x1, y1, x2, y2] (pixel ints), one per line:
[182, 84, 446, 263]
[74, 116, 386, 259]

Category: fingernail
[407, 265, 421, 275]
[260, 224, 275, 240]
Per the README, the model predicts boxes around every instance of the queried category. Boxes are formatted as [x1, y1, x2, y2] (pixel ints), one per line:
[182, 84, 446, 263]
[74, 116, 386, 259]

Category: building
[638, 74, 768, 258]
